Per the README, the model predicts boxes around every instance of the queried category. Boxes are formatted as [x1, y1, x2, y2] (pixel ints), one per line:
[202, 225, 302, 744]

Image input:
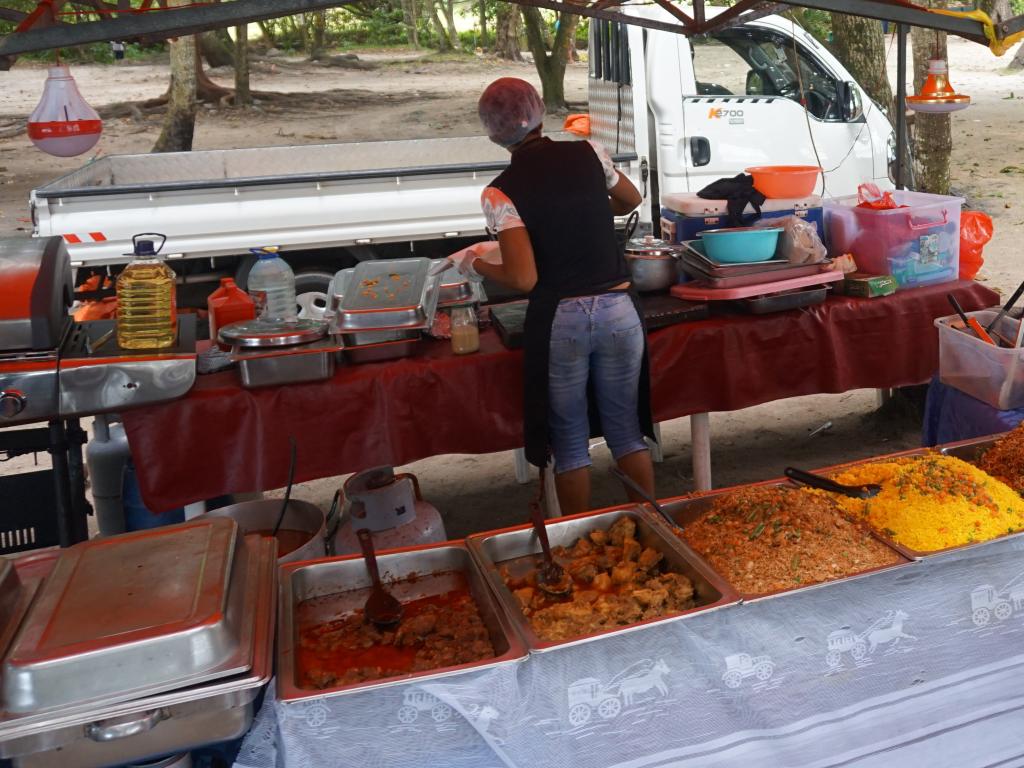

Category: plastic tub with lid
[936, 309, 1024, 410]
[824, 190, 963, 289]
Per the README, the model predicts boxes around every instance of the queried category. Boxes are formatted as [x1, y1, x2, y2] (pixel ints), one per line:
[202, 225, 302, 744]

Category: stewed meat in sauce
[297, 572, 495, 688]
[501, 516, 696, 643]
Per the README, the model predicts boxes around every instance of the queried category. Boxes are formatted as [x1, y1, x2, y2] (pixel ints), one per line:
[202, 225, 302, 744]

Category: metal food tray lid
[1, 518, 255, 714]
[219, 318, 327, 348]
[335, 258, 441, 333]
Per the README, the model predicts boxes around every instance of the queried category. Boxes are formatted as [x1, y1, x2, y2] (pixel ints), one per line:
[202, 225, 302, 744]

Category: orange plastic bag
[563, 113, 590, 137]
[959, 210, 993, 280]
[855, 182, 904, 210]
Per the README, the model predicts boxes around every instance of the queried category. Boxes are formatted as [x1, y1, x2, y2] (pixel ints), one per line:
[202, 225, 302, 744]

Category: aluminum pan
[335, 259, 441, 333]
[939, 433, 1006, 464]
[0, 535, 276, 758]
[277, 542, 527, 702]
[466, 507, 737, 653]
[811, 447, 1024, 560]
[654, 483, 913, 602]
[2, 518, 254, 714]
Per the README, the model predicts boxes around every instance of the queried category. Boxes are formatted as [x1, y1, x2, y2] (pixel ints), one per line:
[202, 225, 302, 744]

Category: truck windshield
[691, 29, 841, 121]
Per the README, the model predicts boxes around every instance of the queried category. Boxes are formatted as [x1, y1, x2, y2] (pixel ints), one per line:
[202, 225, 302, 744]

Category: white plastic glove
[448, 241, 502, 281]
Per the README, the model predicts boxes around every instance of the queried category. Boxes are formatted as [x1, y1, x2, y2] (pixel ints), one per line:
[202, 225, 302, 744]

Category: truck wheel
[294, 270, 333, 320]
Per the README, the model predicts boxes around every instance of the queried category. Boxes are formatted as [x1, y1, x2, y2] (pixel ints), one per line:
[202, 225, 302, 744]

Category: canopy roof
[1, 0, 1021, 62]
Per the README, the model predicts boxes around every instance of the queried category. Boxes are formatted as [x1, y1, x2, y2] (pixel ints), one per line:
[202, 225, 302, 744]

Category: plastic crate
[936, 309, 1024, 410]
[824, 191, 963, 289]
[0, 470, 61, 555]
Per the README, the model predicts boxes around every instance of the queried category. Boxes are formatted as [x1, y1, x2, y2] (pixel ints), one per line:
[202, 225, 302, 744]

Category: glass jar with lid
[449, 305, 480, 355]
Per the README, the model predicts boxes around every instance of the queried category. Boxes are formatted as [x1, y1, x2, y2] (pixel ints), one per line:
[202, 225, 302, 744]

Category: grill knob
[0, 390, 27, 419]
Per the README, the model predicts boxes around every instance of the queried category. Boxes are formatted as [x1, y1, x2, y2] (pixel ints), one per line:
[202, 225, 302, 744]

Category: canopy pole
[895, 23, 908, 190]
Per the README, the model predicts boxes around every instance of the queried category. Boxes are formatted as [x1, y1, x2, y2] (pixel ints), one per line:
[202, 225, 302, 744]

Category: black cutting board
[490, 295, 709, 350]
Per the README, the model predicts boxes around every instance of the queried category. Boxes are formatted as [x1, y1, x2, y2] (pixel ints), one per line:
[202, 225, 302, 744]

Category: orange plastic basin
[746, 165, 822, 199]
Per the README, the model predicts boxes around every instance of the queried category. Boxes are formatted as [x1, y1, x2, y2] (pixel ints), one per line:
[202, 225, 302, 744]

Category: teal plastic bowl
[698, 226, 782, 263]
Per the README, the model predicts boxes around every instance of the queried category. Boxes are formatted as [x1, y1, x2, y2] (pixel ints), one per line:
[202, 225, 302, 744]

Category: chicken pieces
[505, 516, 698, 643]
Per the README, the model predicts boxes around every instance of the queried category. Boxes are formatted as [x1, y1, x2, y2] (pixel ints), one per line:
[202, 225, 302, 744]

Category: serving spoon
[527, 497, 572, 597]
[609, 466, 677, 529]
[784, 467, 881, 499]
[356, 528, 403, 629]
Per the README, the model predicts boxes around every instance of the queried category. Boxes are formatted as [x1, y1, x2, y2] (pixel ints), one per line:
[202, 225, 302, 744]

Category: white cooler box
[659, 192, 823, 244]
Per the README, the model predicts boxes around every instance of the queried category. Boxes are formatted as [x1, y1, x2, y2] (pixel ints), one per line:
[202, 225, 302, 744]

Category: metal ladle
[356, 528, 403, 629]
[784, 467, 881, 499]
[527, 497, 572, 597]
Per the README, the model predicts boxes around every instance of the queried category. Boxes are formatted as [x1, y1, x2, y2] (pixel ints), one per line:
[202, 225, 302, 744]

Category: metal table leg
[691, 412, 712, 492]
[48, 419, 90, 547]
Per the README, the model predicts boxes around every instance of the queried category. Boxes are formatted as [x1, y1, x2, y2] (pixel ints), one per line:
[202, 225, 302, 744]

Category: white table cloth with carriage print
[234, 535, 1024, 768]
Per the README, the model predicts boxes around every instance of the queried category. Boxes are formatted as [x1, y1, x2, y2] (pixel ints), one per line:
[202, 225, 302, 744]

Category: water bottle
[247, 247, 297, 322]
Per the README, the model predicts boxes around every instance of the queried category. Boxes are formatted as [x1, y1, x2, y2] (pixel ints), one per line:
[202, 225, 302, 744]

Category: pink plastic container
[824, 191, 963, 289]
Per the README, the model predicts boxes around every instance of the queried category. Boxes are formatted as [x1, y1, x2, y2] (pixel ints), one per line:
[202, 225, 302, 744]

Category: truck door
[677, 26, 873, 198]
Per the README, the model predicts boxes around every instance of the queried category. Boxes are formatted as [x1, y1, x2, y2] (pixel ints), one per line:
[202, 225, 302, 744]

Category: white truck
[30, 6, 897, 314]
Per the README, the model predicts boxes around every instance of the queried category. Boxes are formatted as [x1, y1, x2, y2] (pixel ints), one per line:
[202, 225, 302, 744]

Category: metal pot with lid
[217, 318, 340, 389]
[624, 235, 683, 292]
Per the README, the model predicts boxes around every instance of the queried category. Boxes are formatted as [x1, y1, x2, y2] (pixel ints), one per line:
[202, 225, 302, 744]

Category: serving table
[122, 280, 997, 512]
[233, 528, 1024, 768]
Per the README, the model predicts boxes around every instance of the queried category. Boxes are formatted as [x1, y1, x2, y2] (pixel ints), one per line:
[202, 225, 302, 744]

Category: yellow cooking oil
[116, 237, 177, 350]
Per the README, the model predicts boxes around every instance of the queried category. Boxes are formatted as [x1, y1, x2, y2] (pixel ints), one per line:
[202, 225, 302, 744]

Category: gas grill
[0, 236, 197, 550]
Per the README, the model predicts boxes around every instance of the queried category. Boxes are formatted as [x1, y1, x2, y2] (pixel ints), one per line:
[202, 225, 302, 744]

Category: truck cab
[591, 7, 897, 230]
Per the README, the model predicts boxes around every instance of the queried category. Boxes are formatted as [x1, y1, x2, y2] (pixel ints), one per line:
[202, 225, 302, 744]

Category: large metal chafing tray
[466, 506, 737, 652]
[277, 541, 527, 701]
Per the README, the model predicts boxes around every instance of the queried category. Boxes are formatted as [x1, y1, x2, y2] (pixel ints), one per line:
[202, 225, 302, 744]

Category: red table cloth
[123, 280, 998, 511]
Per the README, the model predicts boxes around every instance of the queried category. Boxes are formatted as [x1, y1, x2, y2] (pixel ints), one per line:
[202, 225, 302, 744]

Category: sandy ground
[0, 37, 1020, 537]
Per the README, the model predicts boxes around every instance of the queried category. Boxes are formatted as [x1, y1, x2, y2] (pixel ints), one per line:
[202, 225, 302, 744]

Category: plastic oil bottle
[116, 234, 177, 350]
[247, 247, 297, 322]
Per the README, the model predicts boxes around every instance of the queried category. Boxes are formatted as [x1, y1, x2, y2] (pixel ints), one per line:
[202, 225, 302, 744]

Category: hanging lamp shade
[27, 65, 103, 157]
[906, 59, 970, 114]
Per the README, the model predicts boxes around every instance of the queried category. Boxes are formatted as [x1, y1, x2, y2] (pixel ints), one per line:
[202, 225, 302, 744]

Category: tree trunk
[401, 0, 419, 48]
[234, 24, 252, 106]
[910, 5, 951, 194]
[154, 17, 197, 153]
[310, 10, 327, 58]
[522, 8, 578, 110]
[194, 45, 233, 102]
[479, 0, 487, 47]
[199, 30, 234, 68]
[830, 14, 895, 117]
[442, 0, 460, 50]
[1011, 45, 1024, 70]
[428, 0, 450, 51]
[495, 4, 522, 60]
[257, 20, 276, 47]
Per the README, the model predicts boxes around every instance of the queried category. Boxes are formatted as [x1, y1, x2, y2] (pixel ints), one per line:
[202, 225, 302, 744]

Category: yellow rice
[820, 454, 1024, 552]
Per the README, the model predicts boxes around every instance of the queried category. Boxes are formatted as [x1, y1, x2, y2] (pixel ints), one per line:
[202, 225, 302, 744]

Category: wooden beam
[694, 0, 766, 34]
[652, 0, 696, 29]
[0, 0, 362, 57]
[505, 0, 692, 35]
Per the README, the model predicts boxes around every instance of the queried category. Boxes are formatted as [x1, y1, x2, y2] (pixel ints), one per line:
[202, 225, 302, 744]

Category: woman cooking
[452, 77, 655, 515]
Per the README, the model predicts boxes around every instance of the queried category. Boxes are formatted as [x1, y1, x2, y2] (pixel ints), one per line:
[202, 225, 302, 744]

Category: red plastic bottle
[208, 278, 256, 346]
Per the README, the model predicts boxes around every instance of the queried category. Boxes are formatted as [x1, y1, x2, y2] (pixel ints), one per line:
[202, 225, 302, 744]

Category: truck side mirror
[839, 81, 864, 122]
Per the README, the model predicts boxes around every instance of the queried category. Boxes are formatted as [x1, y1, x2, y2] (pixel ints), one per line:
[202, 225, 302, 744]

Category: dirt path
[0, 40, 1019, 534]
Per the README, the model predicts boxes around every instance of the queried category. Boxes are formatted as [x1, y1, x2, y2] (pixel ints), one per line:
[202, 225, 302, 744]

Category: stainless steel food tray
[654, 483, 913, 601]
[2, 518, 255, 714]
[231, 337, 342, 388]
[277, 541, 527, 702]
[430, 259, 484, 307]
[466, 507, 737, 652]
[335, 258, 442, 332]
[810, 446, 1024, 560]
[0, 536, 277, 767]
[939, 433, 1005, 464]
[0, 564, 39, 666]
[343, 336, 419, 364]
[680, 239, 825, 275]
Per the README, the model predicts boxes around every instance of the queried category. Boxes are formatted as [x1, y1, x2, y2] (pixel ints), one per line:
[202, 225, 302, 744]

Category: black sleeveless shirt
[489, 137, 629, 297]
[486, 137, 653, 468]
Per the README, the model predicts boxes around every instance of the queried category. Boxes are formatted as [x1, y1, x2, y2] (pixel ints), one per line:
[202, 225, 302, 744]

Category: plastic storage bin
[825, 191, 963, 289]
[936, 309, 1024, 410]
[660, 192, 823, 244]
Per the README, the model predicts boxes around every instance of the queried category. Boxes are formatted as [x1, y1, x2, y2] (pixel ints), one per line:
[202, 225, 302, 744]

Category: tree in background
[830, 14, 895, 117]
[910, 3, 951, 193]
[234, 24, 251, 106]
[522, 7, 578, 109]
[153, 1, 197, 152]
[495, 3, 523, 60]
[428, 0, 460, 51]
